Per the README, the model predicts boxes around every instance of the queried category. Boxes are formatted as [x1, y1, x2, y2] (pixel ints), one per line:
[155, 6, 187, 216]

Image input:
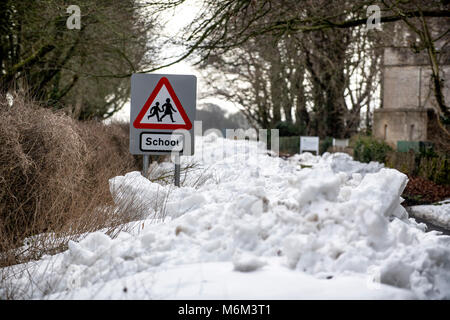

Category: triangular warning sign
[133, 77, 192, 130]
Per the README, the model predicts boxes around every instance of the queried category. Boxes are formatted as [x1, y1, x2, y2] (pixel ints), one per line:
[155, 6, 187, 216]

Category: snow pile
[409, 200, 450, 229]
[2, 133, 449, 299]
[291, 151, 385, 176]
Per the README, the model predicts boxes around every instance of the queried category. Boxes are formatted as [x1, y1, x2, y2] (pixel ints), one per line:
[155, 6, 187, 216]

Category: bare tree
[197, 0, 382, 139]
[0, 0, 159, 120]
[143, 0, 449, 128]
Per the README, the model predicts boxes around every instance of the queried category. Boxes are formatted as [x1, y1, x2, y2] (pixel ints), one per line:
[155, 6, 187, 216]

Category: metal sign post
[130, 74, 196, 187]
[142, 155, 149, 177]
[174, 153, 180, 187]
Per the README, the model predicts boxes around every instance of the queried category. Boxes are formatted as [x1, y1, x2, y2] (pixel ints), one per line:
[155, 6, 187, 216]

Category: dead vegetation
[0, 92, 142, 268]
[402, 175, 450, 206]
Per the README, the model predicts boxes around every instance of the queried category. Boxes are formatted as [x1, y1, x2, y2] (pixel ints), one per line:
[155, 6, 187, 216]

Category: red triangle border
[133, 77, 192, 130]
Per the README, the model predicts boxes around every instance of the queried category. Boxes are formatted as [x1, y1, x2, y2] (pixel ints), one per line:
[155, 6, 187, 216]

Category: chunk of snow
[233, 251, 266, 272]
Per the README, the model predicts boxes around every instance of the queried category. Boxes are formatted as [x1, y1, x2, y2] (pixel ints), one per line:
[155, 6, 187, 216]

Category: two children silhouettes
[147, 98, 177, 122]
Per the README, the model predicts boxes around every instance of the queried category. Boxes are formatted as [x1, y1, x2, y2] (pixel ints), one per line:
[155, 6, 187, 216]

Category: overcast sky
[111, 1, 240, 122]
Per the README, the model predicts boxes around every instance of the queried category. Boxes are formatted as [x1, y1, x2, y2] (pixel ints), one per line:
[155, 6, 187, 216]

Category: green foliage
[418, 155, 449, 185]
[279, 136, 300, 154]
[384, 141, 448, 185]
[441, 115, 450, 125]
[275, 121, 302, 137]
[353, 136, 393, 163]
[319, 136, 333, 155]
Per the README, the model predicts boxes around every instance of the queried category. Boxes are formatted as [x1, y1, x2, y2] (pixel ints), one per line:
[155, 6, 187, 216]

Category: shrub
[275, 121, 303, 137]
[385, 147, 449, 186]
[417, 155, 449, 186]
[0, 93, 141, 267]
[319, 137, 333, 155]
[353, 135, 393, 163]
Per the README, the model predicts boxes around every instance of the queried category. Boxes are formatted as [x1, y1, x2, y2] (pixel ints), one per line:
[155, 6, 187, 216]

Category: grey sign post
[130, 74, 197, 186]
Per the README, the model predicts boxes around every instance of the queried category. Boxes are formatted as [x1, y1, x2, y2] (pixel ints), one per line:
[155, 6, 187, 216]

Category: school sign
[130, 74, 197, 155]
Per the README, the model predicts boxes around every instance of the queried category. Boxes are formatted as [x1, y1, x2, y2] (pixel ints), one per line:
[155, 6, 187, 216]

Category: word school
[145, 136, 180, 147]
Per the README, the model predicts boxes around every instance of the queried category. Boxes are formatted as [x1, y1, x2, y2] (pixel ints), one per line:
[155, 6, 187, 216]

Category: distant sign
[130, 74, 196, 155]
[300, 136, 319, 154]
[333, 138, 349, 148]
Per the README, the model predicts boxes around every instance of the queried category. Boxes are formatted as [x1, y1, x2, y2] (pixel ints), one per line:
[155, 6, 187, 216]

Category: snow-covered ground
[1, 134, 450, 300]
[408, 200, 450, 230]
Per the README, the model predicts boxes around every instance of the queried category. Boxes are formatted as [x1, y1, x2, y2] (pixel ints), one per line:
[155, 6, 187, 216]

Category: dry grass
[0, 92, 143, 268]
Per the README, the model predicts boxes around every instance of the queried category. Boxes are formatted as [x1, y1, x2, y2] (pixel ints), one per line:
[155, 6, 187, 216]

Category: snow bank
[291, 151, 384, 176]
[2, 134, 449, 300]
[408, 200, 450, 229]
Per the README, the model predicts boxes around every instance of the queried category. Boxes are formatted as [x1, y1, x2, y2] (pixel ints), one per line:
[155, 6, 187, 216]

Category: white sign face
[140, 132, 184, 153]
[300, 136, 319, 154]
[333, 138, 349, 148]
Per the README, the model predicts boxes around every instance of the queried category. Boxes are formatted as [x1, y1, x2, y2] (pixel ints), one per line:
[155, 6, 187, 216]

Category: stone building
[373, 21, 450, 149]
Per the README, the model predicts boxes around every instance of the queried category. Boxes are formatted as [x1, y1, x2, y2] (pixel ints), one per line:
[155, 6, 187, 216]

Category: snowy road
[406, 208, 450, 236]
